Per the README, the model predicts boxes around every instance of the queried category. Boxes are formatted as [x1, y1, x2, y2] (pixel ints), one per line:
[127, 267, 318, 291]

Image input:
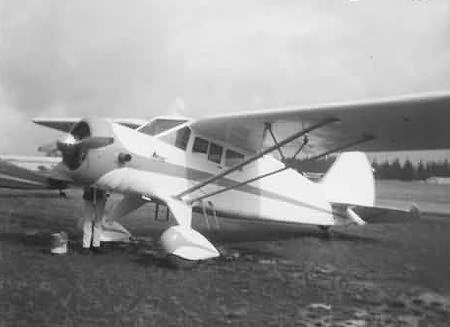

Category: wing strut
[264, 122, 286, 161]
[297, 133, 375, 163]
[175, 117, 339, 200]
[187, 134, 375, 204]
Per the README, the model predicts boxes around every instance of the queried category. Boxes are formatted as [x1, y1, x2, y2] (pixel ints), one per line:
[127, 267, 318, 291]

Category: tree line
[372, 159, 450, 181]
[285, 157, 450, 181]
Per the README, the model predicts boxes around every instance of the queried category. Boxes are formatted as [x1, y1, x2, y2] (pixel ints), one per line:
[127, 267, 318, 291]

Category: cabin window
[208, 142, 223, 164]
[192, 137, 209, 154]
[174, 127, 191, 150]
[225, 149, 244, 167]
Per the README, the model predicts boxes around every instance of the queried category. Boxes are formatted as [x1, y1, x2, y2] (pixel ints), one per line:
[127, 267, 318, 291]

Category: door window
[225, 149, 244, 167]
[192, 137, 209, 154]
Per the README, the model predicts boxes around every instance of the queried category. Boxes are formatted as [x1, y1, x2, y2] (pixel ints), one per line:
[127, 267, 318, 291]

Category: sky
[0, 0, 449, 160]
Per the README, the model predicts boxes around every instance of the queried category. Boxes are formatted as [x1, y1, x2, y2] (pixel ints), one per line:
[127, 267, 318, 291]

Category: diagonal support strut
[264, 122, 286, 161]
[175, 117, 339, 200]
[188, 134, 375, 204]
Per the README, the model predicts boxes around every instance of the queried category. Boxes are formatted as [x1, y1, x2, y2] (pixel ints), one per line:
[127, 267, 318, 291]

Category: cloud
[0, 0, 172, 116]
[0, 0, 449, 155]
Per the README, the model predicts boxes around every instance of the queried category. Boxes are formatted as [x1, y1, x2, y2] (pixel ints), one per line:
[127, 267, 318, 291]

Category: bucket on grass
[50, 231, 68, 254]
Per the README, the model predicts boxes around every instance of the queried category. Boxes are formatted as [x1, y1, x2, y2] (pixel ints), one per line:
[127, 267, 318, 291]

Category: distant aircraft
[1, 92, 449, 260]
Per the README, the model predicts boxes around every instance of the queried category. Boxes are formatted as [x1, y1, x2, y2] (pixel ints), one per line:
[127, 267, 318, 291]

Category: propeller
[56, 132, 114, 170]
[57, 134, 113, 151]
[76, 136, 114, 150]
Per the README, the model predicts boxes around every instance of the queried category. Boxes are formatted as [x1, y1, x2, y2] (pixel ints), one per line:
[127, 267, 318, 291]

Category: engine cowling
[57, 119, 114, 170]
[53, 118, 124, 187]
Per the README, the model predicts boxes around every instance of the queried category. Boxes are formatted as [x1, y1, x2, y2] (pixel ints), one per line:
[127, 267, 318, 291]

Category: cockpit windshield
[138, 118, 188, 136]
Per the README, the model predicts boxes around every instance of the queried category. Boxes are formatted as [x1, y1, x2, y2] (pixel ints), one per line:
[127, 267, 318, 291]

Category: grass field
[1, 181, 450, 326]
[376, 180, 450, 215]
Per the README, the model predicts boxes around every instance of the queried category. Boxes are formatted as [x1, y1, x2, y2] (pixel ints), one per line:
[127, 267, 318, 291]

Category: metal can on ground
[50, 231, 68, 254]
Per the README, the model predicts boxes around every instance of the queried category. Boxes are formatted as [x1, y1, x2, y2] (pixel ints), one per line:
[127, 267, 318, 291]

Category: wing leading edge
[33, 118, 147, 133]
[189, 91, 450, 155]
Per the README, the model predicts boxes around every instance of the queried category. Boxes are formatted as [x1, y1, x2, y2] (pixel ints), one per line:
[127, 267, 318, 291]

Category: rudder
[320, 152, 375, 207]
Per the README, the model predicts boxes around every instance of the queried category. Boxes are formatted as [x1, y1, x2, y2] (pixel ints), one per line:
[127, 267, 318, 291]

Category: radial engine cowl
[56, 119, 114, 170]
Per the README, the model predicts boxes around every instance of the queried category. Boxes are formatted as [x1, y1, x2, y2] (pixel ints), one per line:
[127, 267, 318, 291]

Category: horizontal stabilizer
[332, 202, 420, 225]
[350, 203, 420, 224]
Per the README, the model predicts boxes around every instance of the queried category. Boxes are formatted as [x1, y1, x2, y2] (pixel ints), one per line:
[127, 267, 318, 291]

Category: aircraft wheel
[166, 254, 200, 269]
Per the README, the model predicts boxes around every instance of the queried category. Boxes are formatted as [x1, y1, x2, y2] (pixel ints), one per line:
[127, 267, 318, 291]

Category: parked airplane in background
[1, 92, 450, 260]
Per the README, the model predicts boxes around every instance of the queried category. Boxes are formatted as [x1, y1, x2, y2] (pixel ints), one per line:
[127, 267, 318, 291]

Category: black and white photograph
[0, 1, 449, 326]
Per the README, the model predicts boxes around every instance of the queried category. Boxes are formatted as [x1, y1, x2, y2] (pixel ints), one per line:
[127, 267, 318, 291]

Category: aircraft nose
[57, 118, 115, 171]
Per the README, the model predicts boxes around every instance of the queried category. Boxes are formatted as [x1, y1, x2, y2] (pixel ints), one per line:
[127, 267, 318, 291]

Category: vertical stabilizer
[320, 152, 375, 206]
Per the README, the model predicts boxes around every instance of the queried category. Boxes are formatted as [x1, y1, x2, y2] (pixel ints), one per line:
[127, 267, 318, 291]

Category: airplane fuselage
[67, 119, 335, 227]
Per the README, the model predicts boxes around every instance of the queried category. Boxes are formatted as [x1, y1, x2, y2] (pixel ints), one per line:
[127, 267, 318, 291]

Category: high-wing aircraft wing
[0, 156, 70, 189]
[33, 117, 147, 133]
[189, 91, 450, 156]
[0, 155, 60, 171]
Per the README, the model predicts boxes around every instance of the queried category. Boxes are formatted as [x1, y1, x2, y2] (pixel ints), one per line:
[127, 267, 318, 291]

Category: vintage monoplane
[1, 91, 449, 260]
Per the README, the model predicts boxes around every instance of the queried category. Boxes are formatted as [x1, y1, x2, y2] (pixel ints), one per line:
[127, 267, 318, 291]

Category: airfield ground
[0, 180, 450, 326]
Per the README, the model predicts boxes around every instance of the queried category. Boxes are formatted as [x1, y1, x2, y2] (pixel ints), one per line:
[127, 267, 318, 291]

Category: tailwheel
[318, 225, 333, 238]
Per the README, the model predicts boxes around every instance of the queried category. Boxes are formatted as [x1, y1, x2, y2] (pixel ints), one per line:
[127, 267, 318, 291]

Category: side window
[208, 142, 223, 164]
[192, 137, 209, 154]
[174, 127, 191, 150]
[225, 149, 244, 167]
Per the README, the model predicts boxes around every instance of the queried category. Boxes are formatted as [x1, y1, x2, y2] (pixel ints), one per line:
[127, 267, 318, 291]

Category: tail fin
[320, 152, 375, 206]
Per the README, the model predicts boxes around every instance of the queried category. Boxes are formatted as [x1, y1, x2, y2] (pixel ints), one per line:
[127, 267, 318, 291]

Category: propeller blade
[79, 137, 114, 150]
